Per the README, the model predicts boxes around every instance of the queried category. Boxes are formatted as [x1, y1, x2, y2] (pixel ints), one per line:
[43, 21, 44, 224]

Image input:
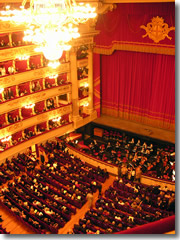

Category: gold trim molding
[0, 104, 72, 139]
[0, 45, 41, 62]
[0, 21, 25, 34]
[0, 123, 74, 162]
[0, 63, 70, 89]
[0, 84, 72, 114]
[93, 42, 175, 55]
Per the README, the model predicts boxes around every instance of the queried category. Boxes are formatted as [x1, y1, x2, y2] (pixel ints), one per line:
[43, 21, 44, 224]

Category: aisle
[58, 174, 116, 234]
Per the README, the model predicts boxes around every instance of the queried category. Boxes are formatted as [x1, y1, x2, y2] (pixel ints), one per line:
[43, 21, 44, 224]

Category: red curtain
[0, 33, 9, 46]
[8, 109, 19, 119]
[18, 82, 30, 94]
[15, 60, 28, 72]
[21, 107, 33, 118]
[101, 50, 175, 130]
[1, 60, 13, 74]
[0, 113, 6, 127]
[93, 53, 101, 117]
[34, 101, 45, 113]
[12, 31, 24, 45]
[29, 55, 41, 68]
[12, 131, 22, 140]
[94, 3, 175, 55]
[32, 79, 43, 90]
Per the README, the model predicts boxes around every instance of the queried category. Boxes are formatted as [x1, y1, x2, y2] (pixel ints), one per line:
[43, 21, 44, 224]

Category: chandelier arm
[22, 0, 28, 7]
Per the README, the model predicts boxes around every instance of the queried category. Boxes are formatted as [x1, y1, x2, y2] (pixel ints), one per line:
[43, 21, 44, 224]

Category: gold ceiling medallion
[140, 16, 175, 43]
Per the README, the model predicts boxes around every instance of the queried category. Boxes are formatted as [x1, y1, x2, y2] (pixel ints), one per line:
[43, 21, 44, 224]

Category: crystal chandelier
[0, 0, 97, 68]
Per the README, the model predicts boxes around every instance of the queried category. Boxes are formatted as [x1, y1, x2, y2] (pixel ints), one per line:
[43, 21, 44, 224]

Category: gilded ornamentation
[0, 22, 11, 30]
[140, 16, 175, 43]
[0, 45, 40, 62]
[0, 105, 72, 138]
[78, 59, 88, 68]
[0, 84, 71, 115]
[97, 3, 116, 15]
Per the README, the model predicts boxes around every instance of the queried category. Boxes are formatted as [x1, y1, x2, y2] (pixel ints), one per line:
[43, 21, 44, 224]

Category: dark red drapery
[93, 53, 100, 117]
[94, 3, 175, 55]
[101, 50, 175, 130]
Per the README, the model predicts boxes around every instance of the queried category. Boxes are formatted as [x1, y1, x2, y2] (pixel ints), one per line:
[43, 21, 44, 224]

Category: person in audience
[8, 66, 16, 75]
[86, 191, 93, 209]
[0, 66, 6, 76]
[135, 165, 142, 182]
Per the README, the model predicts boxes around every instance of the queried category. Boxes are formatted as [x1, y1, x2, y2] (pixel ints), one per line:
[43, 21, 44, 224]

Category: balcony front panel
[0, 123, 74, 163]
[0, 63, 70, 88]
[0, 84, 72, 114]
[78, 77, 89, 87]
[72, 35, 94, 48]
[0, 104, 72, 138]
[77, 58, 88, 68]
[79, 96, 89, 106]
[0, 45, 41, 62]
[0, 21, 25, 34]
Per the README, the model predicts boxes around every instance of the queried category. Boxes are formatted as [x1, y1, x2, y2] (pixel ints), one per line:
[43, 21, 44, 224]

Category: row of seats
[73, 178, 175, 234]
[0, 141, 109, 234]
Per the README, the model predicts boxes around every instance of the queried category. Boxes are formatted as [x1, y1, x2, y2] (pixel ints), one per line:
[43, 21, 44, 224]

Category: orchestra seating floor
[0, 174, 116, 234]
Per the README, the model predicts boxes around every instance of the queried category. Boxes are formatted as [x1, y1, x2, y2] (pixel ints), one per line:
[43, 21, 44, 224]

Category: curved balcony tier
[0, 83, 72, 114]
[0, 63, 70, 88]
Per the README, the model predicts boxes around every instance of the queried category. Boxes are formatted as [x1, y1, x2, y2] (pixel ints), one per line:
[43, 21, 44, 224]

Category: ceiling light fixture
[0, 0, 97, 68]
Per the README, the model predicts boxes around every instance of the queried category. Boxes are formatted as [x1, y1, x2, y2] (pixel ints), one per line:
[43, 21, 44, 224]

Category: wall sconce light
[83, 102, 89, 107]
[17, 55, 30, 60]
[84, 82, 89, 88]
[52, 116, 61, 122]
[24, 103, 35, 109]
[0, 88, 4, 94]
[1, 135, 12, 142]
[49, 74, 58, 79]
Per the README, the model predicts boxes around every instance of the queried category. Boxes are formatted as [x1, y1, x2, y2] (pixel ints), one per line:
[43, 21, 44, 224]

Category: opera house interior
[0, 0, 175, 235]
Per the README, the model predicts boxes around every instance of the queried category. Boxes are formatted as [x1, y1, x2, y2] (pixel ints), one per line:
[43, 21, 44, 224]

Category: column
[27, 58, 30, 70]
[8, 33, 13, 47]
[15, 85, 19, 97]
[12, 60, 16, 73]
[67, 92, 72, 104]
[69, 47, 81, 122]
[40, 54, 44, 67]
[54, 76, 58, 86]
[1, 90, 5, 101]
[5, 113, 9, 125]
[29, 81, 33, 93]
[65, 51, 70, 62]
[56, 96, 59, 107]
[67, 72, 70, 83]
[42, 78, 46, 89]
[19, 108, 23, 120]
[87, 44, 94, 113]
[32, 105, 35, 115]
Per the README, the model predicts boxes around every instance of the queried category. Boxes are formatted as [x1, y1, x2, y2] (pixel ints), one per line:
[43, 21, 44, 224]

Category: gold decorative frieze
[36, 104, 72, 121]
[0, 104, 72, 139]
[77, 59, 88, 68]
[78, 77, 89, 87]
[79, 96, 89, 106]
[0, 21, 25, 34]
[0, 45, 41, 62]
[0, 123, 74, 162]
[140, 16, 175, 43]
[33, 63, 70, 78]
[0, 84, 72, 114]
[0, 63, 70, 89]
[72, 36, 94, 48]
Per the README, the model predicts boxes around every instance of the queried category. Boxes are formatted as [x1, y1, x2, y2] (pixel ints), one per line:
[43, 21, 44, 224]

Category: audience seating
[0, 140, 108, 234]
